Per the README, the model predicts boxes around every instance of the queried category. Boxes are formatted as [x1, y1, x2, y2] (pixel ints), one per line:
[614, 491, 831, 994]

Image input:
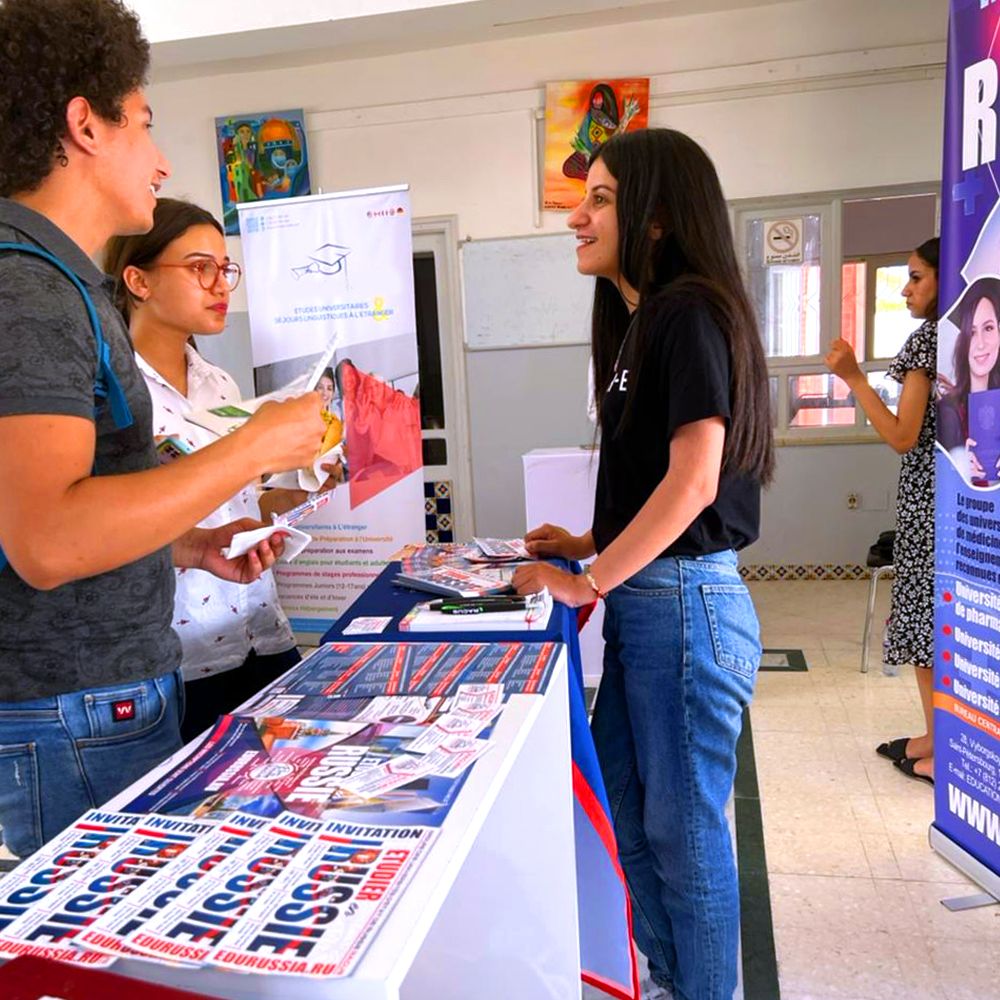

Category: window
[735, 188, 938, 442]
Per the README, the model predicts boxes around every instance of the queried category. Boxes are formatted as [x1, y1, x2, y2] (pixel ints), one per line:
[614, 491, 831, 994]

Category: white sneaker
[639, 977, 674, 1000]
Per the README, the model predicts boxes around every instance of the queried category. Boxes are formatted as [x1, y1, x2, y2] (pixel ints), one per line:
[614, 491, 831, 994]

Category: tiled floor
[748, 579, 1000, 1000]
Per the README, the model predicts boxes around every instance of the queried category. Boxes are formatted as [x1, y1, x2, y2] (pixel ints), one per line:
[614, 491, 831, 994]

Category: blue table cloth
[321, 562, 637, 998]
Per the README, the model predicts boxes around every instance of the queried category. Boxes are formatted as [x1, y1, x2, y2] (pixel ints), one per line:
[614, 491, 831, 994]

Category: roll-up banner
[238, 186, 424, 638]
[933, 1, 1000, 897]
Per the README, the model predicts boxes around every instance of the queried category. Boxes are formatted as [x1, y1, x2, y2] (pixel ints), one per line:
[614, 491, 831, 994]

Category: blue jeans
[592, 551, 760, 1000]
[0, 670, 184, 858]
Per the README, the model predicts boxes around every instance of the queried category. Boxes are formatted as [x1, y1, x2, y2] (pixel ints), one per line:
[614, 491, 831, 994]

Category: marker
[430, 596, 526, 611]
[439, 603, 527, 615]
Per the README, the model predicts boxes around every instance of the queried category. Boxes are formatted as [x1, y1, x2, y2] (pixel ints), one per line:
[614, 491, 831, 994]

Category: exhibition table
[322, 563, 636, 999]
[94, 647, 580, 999]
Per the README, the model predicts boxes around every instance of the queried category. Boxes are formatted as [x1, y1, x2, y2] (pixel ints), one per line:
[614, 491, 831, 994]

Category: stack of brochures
[399, 590, 553, 632]
[392, 538, 537, 597]
[393, 563, 515, 597]
[468, 537, 532, 562]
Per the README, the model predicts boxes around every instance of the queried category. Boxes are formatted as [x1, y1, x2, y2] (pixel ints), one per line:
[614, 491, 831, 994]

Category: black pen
[429, 596, 523, 610]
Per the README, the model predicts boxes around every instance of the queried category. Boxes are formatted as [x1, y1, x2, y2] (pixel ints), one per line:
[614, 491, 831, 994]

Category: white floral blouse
[136, 346, 296, 680]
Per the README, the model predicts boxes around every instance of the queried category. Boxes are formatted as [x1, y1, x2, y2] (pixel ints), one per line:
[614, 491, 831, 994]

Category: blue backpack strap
[0, 242, 134, 574]
[0, 242, 133, 429]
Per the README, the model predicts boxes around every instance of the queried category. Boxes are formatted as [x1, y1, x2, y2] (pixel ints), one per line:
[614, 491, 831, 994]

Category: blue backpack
[0, 242, 133, 573]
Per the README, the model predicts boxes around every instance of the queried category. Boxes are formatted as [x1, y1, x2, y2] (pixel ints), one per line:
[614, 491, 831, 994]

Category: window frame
[732, 183, 939, 446]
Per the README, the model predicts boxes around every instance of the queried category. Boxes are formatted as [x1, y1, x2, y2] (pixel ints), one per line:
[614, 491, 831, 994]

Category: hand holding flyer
[186, 338, 339, 488]
[221, 489, 332, 562]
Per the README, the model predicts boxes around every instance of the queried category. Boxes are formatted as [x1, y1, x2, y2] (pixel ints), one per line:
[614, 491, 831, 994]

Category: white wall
[147, 0, 946, 563]
[749, 444, 900, 566]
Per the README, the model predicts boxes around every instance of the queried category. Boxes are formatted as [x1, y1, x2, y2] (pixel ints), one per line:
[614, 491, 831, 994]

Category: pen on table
[429, 596, 525, 610]
[436, 599, 529, 614]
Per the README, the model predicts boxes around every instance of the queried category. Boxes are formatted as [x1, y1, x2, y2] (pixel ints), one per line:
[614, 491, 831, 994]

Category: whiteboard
[461, 232, 595, 349]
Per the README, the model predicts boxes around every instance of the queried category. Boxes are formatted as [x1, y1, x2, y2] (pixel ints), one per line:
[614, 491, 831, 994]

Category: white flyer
[124, 812, 322, 966]
[342, 616, 393, 635]
[453, 682, 505, 715]
[349, 695, 438, 725]
[420, 735, 493, 778]
[406, 713, 481, 754]
[337, 755, 432, 798]
[73, 813, 267, 961]
[207, 819, 437, 978]
[0, 810, 142, 935]
[0, 815, 209, 966]
[221, 523, 311, 563]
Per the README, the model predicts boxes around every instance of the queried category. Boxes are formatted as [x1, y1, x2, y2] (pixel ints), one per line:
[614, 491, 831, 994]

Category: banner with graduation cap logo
[238, 186, 424, 639]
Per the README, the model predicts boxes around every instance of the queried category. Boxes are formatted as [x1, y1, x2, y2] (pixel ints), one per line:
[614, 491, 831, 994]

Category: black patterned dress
[885, 319, 936, 668]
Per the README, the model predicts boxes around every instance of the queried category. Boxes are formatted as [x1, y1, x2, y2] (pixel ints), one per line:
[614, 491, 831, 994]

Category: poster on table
[933, 0, 1000, 890]
[542, 78, 649, 210]
[238, 186, 423, 637]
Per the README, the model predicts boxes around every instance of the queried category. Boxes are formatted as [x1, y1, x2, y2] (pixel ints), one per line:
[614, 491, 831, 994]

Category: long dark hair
[104, 198, 224, 320]
[589, 128, 774, 485]
[949, 275, 1000, 399]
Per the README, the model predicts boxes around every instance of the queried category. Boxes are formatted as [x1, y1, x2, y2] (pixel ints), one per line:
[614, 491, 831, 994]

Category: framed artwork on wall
[542, 79, 649, 211]
[214, 109, 312, 235]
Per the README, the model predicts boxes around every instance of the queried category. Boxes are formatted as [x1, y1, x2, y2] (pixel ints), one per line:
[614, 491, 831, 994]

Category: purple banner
[935, 0, 1000, 879]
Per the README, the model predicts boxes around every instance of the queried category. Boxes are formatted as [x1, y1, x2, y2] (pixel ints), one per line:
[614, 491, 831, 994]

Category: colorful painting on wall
[214, 109, 312, 235]
[542, 79, 649, 211]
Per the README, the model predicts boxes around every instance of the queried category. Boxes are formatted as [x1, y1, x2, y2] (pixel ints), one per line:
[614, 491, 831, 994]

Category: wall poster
[542, 78, 649, 211]
[215, 109, 312, 235]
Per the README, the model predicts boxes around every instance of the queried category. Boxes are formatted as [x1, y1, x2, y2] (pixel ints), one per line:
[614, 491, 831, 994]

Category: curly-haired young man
[0, 0, 327, 857]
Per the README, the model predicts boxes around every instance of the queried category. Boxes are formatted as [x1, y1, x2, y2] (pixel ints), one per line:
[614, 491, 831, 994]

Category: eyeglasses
[151, 259, 242, 291]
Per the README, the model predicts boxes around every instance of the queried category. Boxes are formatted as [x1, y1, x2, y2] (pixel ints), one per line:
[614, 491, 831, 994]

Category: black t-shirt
[592, 297, 761, 557]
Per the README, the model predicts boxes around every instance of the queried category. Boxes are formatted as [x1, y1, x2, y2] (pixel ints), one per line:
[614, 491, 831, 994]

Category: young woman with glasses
[104, 198, 310, 741]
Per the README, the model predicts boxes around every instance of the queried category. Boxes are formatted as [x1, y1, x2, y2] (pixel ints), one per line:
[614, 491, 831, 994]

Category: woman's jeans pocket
[701, 583, 762, 679]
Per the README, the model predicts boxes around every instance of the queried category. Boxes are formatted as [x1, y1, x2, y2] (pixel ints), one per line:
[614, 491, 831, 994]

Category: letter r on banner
[964, 59, 999, 169]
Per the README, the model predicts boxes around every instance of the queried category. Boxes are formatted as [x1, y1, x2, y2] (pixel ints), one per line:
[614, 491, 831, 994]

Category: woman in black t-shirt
[513, 129, 773, 1000]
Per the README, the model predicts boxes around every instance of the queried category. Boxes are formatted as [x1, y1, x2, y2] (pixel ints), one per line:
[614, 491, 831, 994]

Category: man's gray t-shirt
[0, 199, 179, 700]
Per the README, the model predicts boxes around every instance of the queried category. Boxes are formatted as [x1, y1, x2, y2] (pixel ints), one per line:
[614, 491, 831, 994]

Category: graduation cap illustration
[291, 243, 351, 279]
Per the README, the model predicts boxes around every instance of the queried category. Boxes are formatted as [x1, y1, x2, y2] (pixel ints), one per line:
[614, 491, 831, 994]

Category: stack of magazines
[392, 538, 533, 597]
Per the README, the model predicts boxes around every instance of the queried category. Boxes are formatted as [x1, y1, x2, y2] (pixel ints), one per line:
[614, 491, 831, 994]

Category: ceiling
[136, 0, 798, 80]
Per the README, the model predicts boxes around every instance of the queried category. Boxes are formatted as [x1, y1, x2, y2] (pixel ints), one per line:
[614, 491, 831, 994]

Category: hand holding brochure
[221, 522, 311, 562]
[220, 491, 332, 562]
[185, 338, 340, 491]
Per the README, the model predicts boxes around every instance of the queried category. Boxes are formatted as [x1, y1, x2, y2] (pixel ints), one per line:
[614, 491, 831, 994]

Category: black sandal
[894, 756, 934, 786]
[876, 737, 911, 762]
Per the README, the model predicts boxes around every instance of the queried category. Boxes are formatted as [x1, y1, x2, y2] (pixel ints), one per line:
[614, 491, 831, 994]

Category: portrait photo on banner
[542, 78, 649, 210]
[214, 109, 312, 235]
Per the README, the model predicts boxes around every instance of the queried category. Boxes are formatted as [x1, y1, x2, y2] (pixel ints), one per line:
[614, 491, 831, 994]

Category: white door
[412, 217, 474, 542]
